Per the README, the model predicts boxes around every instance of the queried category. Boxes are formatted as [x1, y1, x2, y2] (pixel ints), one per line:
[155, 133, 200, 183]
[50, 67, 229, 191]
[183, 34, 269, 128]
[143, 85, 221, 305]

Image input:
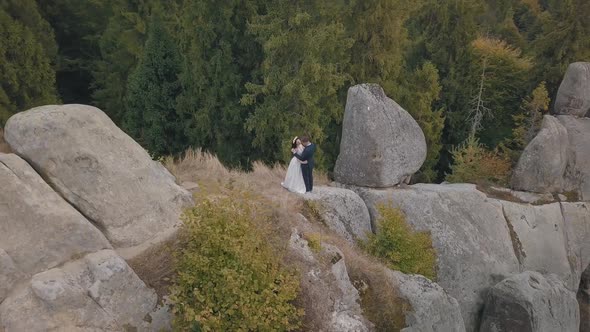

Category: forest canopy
[1, 0, 589, 181]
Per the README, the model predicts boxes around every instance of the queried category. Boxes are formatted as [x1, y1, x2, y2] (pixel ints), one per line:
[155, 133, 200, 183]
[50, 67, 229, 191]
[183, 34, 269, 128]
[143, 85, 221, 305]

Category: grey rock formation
[387, 271, 465, 332]
[288, 229, 372, 332]
[0, 249, 22, 303]
[334, 84, 426, 187]
[480, 271, 580, 332]
[353, 183, 519, 330]
[499, 201, 574, 288]
[0, 153, 110, 286]
[303, 186, 372, 243]
[554, 62, 590, 117]
[357, 184, 519, 331]
[350, 182, 590, 331]
[560, 202, 590, 287]
[558, 115, 590, 201]
[512, 115, 569, 193]
[0, 250, 159, 331]
[4, 104, 194, 248]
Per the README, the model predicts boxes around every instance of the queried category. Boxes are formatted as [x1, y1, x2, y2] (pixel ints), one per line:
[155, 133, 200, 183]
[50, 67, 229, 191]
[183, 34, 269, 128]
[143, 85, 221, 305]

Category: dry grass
[162, 149, 408, 330]
[164, 148, 328, 215]
[0, 128, 10, 153]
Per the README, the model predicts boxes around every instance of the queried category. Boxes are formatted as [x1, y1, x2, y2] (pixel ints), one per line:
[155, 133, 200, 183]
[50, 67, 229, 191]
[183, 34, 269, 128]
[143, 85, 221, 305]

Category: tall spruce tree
[0, 0, 58, 124]
[410, 0, 482, 146]
[176, 0, 262, 167]
[92, 0, 153, 124]
[124, 14, 185, 157]
[395, 62, 445, 182]
[242, 1, 353, 168]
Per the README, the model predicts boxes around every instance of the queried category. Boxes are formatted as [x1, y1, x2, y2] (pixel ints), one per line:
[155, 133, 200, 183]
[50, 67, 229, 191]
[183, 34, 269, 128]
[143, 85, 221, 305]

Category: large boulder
[554, 62, 590, 117]
[0, 250, 161, 331]
[0, 153, 111, 297]
[4, 104, 194, 248]
[334, 84, 426, 187]
[303, 186, 372, 243]
[386, 270, 465, 332]
[480, 271, 580, 332]
[511, 115, 569, 193]
[352, 183, 519, 331]
[558, 115, 590, 201]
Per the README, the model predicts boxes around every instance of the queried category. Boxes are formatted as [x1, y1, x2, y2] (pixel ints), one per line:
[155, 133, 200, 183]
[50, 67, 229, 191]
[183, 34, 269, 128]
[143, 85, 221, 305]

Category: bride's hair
[291, 136, 299, 149]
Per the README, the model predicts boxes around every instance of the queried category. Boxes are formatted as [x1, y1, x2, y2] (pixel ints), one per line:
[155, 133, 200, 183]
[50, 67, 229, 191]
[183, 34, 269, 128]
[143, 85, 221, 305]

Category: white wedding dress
[281, 145, 307, 194]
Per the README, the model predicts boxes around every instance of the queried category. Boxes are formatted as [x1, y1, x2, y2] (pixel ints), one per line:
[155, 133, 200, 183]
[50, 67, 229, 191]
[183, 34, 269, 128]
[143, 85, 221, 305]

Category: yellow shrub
[170, 194, 302, 331]
[446, 137, 511, 186]
[363, 206, 437, 280]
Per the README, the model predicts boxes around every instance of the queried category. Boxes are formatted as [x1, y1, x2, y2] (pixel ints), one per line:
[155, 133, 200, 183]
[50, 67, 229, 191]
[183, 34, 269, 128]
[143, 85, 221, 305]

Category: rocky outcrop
[480, 271, 580, 332]
[288, 229, 373, 332]
[334, 84, 426, 188]
[511, 115, 569, 193]
[554, 62, 590, 117]
[347, 182, 590, 331]
[560, 202, 590, 286]
[4, 104, 194, 248]
[387, 270, 465, 332]
[352, 183, 518, 330]
[0, 153, 111, 298]
[500, 201, 575, 288]
[558, 115, 590, 201]
[0, 250, 161, 331]
[303, 186, 372, 243]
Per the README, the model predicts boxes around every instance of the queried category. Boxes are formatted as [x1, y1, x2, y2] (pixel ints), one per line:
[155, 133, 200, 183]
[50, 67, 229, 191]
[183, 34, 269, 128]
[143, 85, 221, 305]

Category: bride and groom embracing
[281, 135, 316, 194]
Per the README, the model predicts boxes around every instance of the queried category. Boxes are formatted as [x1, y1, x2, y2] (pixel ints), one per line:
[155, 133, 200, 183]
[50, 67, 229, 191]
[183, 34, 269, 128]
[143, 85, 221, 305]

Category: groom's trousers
[301, 164, 313, 192]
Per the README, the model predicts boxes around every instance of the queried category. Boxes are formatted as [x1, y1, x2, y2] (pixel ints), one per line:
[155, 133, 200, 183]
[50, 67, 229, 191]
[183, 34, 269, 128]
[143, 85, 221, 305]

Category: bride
[281, 136, 307, 194]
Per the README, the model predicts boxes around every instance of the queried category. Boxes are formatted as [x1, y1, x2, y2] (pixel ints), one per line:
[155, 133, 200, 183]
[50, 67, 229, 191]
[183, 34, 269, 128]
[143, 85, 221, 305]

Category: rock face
[554, 62, 590, 117]
[288, 229, 373, 332]
[558, 115, 590, 201]
[480, 271, 580, 332]
[387, 270, 465, 332]
[511, 115, 569, 193]
[353, 183, 519, 330]
[303, 186, 372, 243]
[0, 153, 111, 294]
[0, 250, 159, 331]
[348, 182, 590, 331]
[334, 84, 426, 187]
[500, 201, 575, 288]
[4, 104, 193, 248]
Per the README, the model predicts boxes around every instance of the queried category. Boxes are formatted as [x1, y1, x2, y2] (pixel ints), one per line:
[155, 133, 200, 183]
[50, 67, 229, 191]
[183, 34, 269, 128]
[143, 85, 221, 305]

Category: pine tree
[468, 36, 533, 146]
[36, 0, 112, 103]
[346, 0, 415, 95]
[396, 62, 445, 182]
[92, 0, 153, 124]
[408, 0, 483, 174]
[242, 1, 353, 168]
[124, 14, 185, 157]
[176, 0, 262, 167]
[531, 0, 590, 95]
[0, 1, 58, 125]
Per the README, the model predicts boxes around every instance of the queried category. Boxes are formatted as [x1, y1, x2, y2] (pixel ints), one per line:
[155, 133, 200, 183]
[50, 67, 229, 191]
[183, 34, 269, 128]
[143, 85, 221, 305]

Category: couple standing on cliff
[281, 135, 316, 194]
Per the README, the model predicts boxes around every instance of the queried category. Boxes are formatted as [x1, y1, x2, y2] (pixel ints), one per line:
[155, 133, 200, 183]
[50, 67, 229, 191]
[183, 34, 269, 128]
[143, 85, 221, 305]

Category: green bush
[170, 194, 302, 331]
[446, 136, 512, 186]
[363, 205, 437, 280]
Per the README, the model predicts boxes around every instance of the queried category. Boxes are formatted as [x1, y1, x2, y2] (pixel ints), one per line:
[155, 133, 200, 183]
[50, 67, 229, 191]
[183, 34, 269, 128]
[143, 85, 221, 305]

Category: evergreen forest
[2, 0, 589, 182]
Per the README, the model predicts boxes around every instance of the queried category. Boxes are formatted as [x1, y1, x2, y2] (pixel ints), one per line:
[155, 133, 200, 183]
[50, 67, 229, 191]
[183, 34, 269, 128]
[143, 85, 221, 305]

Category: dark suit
[294, 143, 316, 192]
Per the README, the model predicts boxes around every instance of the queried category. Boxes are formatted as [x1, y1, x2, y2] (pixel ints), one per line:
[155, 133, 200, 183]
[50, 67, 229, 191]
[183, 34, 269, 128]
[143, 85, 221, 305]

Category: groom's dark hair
[300, 135, 310, 143]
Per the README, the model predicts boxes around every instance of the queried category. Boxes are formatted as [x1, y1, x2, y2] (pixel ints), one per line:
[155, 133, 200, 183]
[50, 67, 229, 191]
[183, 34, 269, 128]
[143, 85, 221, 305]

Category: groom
[292, 135, 316, 193]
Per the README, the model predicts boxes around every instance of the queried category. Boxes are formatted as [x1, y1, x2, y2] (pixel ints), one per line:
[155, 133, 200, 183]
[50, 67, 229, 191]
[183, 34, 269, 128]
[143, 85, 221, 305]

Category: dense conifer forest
[2, 0, 589, 181]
